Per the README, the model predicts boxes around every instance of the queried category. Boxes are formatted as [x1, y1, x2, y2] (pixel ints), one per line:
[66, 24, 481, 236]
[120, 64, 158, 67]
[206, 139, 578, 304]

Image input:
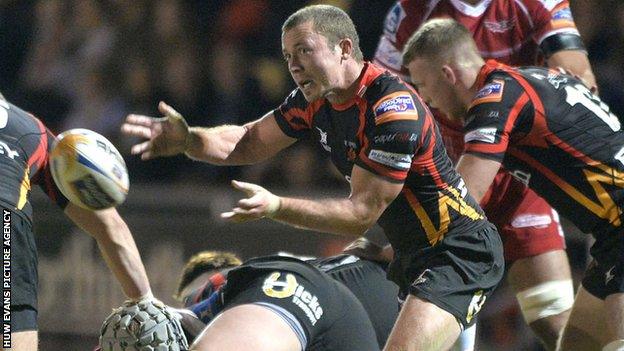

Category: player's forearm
[95, 223, 152, 299]
[65, 205, 151, 299]
[185, 125, 252, 165]
[271, 197, 378, 237]
[547, 50, 597, 92]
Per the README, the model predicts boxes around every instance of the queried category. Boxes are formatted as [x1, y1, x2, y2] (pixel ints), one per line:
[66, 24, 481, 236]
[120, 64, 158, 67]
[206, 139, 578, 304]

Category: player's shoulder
[364, 68, 418, 103]
[1, 100, 46, 137]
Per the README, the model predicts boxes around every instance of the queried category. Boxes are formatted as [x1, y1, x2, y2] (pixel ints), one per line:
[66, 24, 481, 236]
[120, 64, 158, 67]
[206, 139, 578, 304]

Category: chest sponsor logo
[262, 272, 324, 325]
[484, 19, 515, 33]
[511, 214, 552, 229]
[368, 149, 412, 170]
[472, 80, 505, 106]
[0, 140, 19, 159]
[464, 127, 497, 144]
[374, 132, 418, 144]
[375, 95, 416, 117]
[315, 127, 331, 152]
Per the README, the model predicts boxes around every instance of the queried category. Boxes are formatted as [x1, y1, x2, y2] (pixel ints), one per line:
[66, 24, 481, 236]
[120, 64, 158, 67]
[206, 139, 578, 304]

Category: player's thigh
[507, 250, 572, 292]
[3, 331, 38, 351]
[384, 294, 460, 351]
[191, 304, 300, 351]
[559, 285, 607, 350]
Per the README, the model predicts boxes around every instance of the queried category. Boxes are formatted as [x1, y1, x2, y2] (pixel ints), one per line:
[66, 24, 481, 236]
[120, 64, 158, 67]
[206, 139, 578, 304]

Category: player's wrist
[266, 195, 282, 218]
[131, 290, 154, 302]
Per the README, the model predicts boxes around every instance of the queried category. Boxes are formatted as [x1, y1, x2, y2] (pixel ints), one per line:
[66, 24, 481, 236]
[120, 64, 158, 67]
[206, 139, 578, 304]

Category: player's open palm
[221, 180, 281, 222]
[121, 101, 189, 160]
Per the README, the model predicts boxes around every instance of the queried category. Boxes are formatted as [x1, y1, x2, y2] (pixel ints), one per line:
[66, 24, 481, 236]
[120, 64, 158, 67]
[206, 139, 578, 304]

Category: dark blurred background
[1, 0, 622, 349]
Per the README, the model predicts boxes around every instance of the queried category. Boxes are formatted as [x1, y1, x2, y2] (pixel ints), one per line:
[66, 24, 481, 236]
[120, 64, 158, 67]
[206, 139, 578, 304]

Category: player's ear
[339, 38, 353, 60]
[441, 65, 457, 85]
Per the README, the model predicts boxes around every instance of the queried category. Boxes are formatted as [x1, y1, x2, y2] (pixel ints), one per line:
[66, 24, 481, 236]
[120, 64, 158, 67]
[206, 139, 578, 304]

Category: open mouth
[300, 80, 313, 89]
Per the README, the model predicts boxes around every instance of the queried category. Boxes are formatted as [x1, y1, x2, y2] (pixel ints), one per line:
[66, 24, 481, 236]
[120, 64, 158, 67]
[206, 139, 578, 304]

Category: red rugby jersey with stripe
[374, 0, 583, 162]
[273, 62, 487, 253]
[463, 60, 624, 242]
[0, 100, 68, 224]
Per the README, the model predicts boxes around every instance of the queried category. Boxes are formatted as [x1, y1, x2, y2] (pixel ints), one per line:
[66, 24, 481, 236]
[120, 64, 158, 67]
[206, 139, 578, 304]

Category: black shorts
[388, 223, 504, 328]
[5, 209, 38, 312]
[223, 257, 379, 351]
[583, 233, 624, 299]
[317, 256, 399, 348]
[10, 305, 37, 332]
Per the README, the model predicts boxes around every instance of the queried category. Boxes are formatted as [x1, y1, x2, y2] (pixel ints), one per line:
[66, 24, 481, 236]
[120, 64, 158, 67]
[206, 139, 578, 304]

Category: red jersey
[374, 0, 583, 161]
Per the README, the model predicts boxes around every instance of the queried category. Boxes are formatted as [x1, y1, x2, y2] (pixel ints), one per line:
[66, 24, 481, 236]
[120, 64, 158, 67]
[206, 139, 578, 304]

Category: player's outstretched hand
[221, 180, 281, 222]
[121, 101, 189, 160]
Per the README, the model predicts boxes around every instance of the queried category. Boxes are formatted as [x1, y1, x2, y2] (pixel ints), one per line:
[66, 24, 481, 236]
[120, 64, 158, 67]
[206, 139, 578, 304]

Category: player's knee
[516, 279, 574, 324]
[602, 339, 624, 351]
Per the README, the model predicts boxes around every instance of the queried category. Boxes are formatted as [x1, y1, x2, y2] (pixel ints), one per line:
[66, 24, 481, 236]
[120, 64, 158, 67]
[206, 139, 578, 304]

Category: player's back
[465, 63, 624, 237]
[311, 254, 399, 348]
[0, 100, 63, 224]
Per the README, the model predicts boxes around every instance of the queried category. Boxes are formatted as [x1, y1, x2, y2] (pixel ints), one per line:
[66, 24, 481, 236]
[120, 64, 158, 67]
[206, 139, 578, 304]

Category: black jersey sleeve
[356, 91, 424, 183]
[463, 75, 532, 162]
[273, 89, 318, 139]
[31, 121, 70, 209]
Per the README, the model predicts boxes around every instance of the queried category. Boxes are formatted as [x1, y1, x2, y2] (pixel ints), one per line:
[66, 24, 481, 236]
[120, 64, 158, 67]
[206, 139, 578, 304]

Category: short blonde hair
[402, 18, 477, 65]
[174, 251, 242, 299]
[283, 4, 364, 61]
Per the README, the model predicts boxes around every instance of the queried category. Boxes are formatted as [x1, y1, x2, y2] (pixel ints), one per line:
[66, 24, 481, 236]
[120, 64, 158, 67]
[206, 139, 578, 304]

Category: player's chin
[301, 89, 322, 102]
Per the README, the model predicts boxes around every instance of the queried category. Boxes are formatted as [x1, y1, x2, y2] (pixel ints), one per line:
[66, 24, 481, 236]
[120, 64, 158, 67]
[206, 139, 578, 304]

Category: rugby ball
[50, 129, 129, 210]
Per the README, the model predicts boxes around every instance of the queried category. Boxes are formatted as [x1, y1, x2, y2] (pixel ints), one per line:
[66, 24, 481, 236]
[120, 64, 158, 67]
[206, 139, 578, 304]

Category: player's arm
[455, 155, 501, 203]
[343, 238, 394, 263]
[222, 165, 404, 237]
[122, 102, 296, 165]
[547, 50, 597, 93]
[64, 203, 151, 300]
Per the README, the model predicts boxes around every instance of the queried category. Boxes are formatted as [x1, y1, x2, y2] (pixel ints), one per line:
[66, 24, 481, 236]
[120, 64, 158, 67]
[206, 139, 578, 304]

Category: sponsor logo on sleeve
[471, 80, 505, 107]
[262, 272, 324, 325]
[375, 95, 416, 116]
[368, 149, 413, 170]
[550, 4, 576, 28]
[464, 128, 498, 144]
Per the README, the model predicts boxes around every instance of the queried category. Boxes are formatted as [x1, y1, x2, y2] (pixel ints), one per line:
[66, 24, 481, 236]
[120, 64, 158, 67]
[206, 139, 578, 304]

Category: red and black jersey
[374, 0, 585, 162]
[464, 60, 624, 240]
[0, 100, 68, 224]
[273, 62, 487, 253]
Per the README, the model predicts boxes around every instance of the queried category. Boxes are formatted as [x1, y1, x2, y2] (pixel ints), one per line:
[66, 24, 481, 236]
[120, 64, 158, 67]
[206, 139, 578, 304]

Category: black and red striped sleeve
[273, 89, 318, 139]
[463, 74, 533, 162]
[30, 118, 69, 209]
[356, 90, 425, 183]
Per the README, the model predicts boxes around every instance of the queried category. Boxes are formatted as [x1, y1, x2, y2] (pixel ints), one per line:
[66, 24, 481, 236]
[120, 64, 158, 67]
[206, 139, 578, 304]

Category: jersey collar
[330, 61, 384, 111]
[474, 59, 508, 89]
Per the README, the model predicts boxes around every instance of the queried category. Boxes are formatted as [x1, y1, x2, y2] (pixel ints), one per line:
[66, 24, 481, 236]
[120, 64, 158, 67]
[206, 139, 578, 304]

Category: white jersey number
[564, 84, 620, 132]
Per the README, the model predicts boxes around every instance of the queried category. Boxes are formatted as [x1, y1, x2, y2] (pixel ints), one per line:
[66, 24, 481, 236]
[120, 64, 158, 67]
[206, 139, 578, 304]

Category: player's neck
[326, 60, 365, 105]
